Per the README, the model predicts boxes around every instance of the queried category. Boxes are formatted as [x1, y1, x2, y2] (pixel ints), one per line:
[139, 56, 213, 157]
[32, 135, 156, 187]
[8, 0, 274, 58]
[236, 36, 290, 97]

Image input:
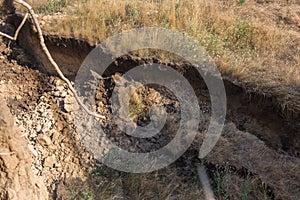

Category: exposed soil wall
[0, 98, 48, 200]
[10, 13, 299, 157]
[2, 12, 300, 199]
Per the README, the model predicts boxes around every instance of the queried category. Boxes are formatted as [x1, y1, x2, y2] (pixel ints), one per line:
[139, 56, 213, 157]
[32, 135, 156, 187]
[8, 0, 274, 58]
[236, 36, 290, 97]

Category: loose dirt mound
[0, 38, 299, 199]
[206, 123, 300, 199]
[0, 99, 48, 199]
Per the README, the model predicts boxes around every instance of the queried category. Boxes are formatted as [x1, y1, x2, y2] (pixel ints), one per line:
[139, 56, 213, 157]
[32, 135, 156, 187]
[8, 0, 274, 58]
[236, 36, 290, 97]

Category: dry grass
[87, 164, 204, 199]
[23, 0, 299, 89]
[8, 1, 300, 197]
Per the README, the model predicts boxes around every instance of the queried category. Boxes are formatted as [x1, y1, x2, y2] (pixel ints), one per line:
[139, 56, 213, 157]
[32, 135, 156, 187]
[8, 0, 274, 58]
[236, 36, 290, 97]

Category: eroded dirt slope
[0, 95, 48, 199]
[0, 9, 300, 200]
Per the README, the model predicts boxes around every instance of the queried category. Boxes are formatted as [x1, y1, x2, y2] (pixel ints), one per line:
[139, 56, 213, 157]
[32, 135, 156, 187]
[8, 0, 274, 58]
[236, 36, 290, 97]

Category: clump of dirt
[0, 98, 48, 199]
[204, 122, 300, 199]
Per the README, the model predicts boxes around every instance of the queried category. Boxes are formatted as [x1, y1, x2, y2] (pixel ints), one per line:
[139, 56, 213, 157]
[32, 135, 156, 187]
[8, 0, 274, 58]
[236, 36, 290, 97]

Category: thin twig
[0, 12, 28, 40]
[1, 0, 105, 119]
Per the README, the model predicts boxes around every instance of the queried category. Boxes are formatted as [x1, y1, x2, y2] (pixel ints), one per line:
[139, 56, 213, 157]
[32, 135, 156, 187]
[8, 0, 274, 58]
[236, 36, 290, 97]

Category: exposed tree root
[0, 0, 106, 119]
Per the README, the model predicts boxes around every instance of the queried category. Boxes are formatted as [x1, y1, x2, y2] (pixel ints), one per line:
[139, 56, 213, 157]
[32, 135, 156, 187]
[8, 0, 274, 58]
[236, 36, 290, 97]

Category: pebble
[56, 85, 65, 91]
[53, 91, 61, 97]
[37, 134, 52, 146]
[64, 103, 72, 112]
[60, 91, 67, 97]
[56, 122, 64, 132]
[64, 114, 73, 122]
[54, 162, 61, 168]
[64, 96, 73, 104]
[35, 124, 42, 133]
[40, 95, 46, 102]
[42, 122, 52, 132]
[44, 155, 57, 168]
[28, 144, 38, 157]
[51, 131, 60, 144]
[39, 20, 45, 27]
[95, 93, 102, 100]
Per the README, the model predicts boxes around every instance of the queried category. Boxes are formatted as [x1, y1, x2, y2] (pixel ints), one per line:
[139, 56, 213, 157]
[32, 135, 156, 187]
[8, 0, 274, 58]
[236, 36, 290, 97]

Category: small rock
[28, 144, 38, 157]
[15, 95, 22, 100]
[64, 103, 72, 112]
[149, 137, 157, 143]
[42, 121, 52, 132]
[54, 162, 61, 168]
[53, 91, 61, 97]
[56, 85, 65, 92]
[51, 131, 60, 144]
[41, 111, 49, 118]
[35, 124, 42, 132]
[64, 114, 73, 122]
[39, 20, 45, 27]
[40, 95, 46, 102]
[95, 92, 102, 100]
[29, 132, 37, 138]
[60, 91, 67, 97]
[53, 79, 63, 87]
[44, 155, 57, 168]
[37, 134, 52, 146]
[56, 122, 64, 132]
[64, 96, 73, 104]
[97, 101, 104, 107]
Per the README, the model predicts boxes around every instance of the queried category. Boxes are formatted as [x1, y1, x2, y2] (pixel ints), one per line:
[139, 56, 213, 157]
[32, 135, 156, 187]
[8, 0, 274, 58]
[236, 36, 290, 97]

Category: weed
[125, 4, 139, 21]
[81, 190, 95, 200]
[227, 19, 258, 53]
[239, 0, 246, 4]
[241, 172, 251, 200]
[191, 167, 199, 182]
[214, 170, 230, 200]
[39, 0, 67, 14]
[27, 0, 299, 89]
[162, 14, 169, 27]
[201, 33, 225, 58]
[69, 184, 95, 200]
[128, 92, 146, 120]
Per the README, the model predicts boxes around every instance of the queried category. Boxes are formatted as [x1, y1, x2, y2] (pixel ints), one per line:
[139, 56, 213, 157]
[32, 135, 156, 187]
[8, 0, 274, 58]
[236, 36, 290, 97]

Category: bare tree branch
[0, 12, 28, 40]
[1, 0, 106, 119]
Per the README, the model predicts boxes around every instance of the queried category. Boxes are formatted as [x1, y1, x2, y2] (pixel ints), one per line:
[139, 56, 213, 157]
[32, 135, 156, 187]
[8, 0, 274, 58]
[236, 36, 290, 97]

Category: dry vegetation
[1, 0, 300, 199]
[25, 0, 299, 82]
[20, 0, 300, 114]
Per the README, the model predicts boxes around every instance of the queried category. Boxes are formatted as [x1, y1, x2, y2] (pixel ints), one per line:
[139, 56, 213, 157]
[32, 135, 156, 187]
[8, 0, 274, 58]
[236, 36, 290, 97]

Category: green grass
[38, 0, 67, 14]
[241, 172, 251, 200]
[214, 168, 230, 200]
[69, 184, 95, 200]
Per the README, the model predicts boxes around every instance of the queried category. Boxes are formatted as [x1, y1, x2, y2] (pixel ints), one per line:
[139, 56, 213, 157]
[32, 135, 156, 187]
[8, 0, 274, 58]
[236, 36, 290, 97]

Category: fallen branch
[0, 0, 105, 119]
[0, 12, 28, 41]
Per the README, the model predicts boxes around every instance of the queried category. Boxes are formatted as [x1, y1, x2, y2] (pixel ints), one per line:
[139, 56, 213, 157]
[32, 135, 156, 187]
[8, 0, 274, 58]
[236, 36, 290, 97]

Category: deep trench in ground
[2, 14, 300, 199]
[13, 18, 299, 157]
